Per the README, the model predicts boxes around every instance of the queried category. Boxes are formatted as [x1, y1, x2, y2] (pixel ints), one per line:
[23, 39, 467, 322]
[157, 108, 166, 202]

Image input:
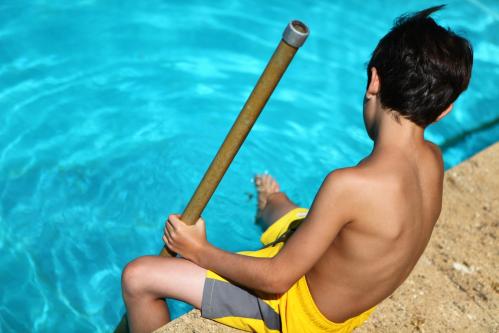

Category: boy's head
[364, 5, 473, 129]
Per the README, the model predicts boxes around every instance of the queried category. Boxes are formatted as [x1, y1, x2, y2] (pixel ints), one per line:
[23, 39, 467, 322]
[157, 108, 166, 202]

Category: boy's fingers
[166, 221, 175, 235]
[165, 218, 174, 230]
[164, 230, 175, 248]
[168, 215, 180, 229]
[170, 214, 188, 226]
[163, 234, 173, 250]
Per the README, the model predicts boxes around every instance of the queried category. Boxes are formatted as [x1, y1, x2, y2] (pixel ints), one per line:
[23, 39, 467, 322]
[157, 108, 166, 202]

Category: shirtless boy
[121, 5, 473, 333]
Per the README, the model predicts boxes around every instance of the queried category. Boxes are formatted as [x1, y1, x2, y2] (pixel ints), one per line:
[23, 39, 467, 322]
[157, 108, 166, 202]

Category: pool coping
[153, 142, 498, 333]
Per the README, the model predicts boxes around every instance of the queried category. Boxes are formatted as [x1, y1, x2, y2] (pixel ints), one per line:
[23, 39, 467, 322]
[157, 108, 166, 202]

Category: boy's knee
[121, 257, 150, 298]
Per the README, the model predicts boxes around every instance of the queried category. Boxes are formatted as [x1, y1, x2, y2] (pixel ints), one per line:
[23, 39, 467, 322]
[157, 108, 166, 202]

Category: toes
[262, 175, 269, 187]
[254, 175, 262, 187]
[254, 173, 280, 194]
[264, 175, 277, 188]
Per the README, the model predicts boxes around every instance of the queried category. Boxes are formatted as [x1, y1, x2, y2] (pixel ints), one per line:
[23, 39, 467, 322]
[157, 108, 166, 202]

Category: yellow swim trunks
[200, 208, 376, 333]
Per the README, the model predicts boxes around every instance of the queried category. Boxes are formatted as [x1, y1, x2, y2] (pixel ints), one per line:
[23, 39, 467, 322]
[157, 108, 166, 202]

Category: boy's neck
[372, 108, 425, 152]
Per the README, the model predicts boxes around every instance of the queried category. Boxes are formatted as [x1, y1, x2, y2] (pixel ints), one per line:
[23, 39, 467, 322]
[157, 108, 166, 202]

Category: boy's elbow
[261, 258, 297, 294]
[272, 281, 293, 294]
[266, 274, 293, 294]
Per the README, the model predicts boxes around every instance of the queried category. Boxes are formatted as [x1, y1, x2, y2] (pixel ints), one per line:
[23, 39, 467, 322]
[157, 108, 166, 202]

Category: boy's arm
[165, 170, 356, 294]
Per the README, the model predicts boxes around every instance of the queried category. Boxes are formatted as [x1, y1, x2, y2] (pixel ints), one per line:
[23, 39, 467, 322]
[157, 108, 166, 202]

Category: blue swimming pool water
[1, 0, 498, 331]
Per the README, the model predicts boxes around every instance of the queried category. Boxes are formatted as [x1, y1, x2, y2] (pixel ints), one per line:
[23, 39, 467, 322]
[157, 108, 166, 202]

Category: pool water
[1, 0, 498, 331]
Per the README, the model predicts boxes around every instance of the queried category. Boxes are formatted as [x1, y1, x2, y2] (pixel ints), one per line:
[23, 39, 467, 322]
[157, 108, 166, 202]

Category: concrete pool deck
[153, 143, 498, 333]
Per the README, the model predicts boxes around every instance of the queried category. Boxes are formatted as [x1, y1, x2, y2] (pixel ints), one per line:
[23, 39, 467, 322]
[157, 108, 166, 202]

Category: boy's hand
[163, 214, 208, 264]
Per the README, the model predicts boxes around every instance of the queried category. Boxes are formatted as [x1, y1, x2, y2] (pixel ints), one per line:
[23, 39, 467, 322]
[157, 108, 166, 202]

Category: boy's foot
[254, 173, 281, 218]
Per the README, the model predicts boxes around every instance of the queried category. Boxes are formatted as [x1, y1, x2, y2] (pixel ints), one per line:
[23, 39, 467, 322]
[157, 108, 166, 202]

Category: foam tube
[114, 20, 309, 333]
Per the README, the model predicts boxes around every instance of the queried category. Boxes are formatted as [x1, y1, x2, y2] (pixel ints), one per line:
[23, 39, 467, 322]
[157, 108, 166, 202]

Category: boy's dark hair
[367, 5, 473, 127]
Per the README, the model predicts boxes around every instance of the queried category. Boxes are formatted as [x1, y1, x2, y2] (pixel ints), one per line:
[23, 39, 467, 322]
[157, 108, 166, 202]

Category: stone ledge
[154, 143, 499, 333]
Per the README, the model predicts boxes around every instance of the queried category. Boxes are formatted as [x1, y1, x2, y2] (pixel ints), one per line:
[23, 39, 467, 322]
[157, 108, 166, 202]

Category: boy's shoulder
[323, 165, 382, 198]
[325, 141, 444, 195]
[321, 166, 396, 224]
[326, 155, 399, 185]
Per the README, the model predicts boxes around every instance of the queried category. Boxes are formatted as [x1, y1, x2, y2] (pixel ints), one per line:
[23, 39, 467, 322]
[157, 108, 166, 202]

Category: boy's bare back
[303, 140, 444, 323]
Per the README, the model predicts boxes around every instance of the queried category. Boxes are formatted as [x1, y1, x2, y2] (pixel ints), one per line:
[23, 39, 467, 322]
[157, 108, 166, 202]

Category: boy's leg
[255, 174, 299, 228]
[121, 173, 297, 332]
[121, 255, 206, 333]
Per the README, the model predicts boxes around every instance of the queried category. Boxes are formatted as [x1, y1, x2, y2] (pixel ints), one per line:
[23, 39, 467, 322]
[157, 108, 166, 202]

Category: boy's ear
[366, 67, 380, 99]
[435, 103, 454, 122]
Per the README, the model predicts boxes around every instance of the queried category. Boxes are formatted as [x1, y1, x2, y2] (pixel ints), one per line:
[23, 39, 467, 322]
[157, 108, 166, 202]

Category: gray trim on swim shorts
[201, 278, 282, 331]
